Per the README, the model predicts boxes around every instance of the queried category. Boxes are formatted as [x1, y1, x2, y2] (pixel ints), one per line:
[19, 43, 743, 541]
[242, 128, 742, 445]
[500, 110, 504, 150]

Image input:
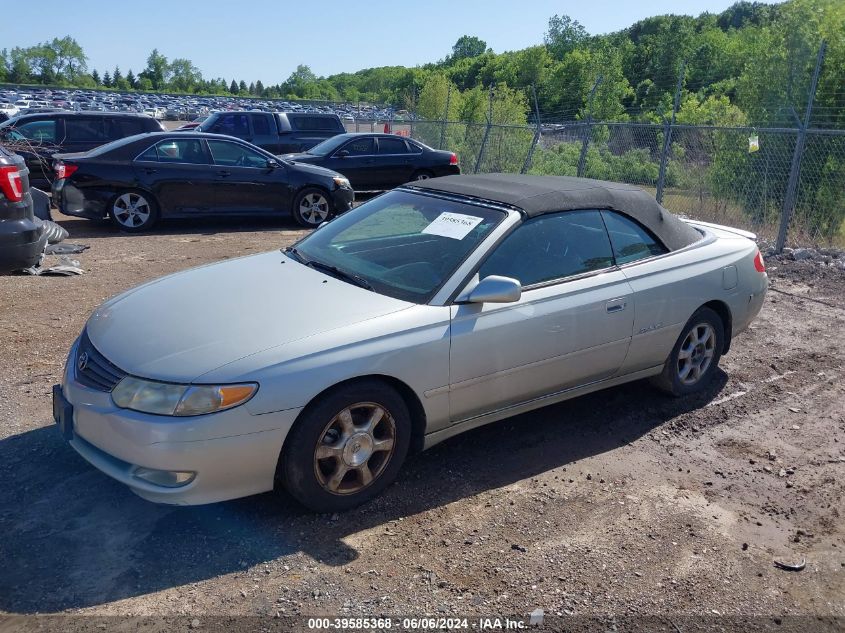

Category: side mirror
[266, 159, 281, 169]
[337, 149, 350, 158]
[467, 275, 522, 304]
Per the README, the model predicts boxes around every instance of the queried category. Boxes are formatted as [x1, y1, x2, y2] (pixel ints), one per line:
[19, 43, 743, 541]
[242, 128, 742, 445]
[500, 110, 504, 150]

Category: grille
[74, 331, 127, 392]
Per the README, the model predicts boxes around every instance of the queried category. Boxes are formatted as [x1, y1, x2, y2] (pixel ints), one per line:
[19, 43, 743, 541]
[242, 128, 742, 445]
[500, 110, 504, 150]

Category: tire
[280, 380, 411, 513]
[410, 169, 434, 182]
[109, 190, 159, 232]
[292, 187, 332, 228]
[651, 306, 724, 397]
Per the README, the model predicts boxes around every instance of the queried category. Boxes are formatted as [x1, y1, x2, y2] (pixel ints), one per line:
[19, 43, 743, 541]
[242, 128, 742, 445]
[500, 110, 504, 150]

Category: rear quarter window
[290, 115, 343, 132]
[601, 211, 668, 265]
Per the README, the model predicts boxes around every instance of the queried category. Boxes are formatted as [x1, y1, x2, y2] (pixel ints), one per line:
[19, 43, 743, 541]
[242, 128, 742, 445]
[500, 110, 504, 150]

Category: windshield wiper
[283, 247, 373, 291]
[282, 246, 308, 264]
[306, 260, 375, 291]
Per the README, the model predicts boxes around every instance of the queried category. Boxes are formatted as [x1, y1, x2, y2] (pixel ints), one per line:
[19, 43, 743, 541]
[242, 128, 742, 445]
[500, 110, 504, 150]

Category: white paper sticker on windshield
[421, 212, 483, 240]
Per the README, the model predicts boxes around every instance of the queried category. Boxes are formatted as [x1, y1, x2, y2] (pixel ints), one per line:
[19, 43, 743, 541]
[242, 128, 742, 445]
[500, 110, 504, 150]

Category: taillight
[449, 153, 458, 165]
[753, 250, 766, 273]
[54, 162, 78, 180]
[0, 165, 23, 202]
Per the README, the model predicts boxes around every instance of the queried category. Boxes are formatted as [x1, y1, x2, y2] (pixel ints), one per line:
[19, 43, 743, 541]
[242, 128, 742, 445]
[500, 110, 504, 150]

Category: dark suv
[0, 145, 46, 273]
[0, 112, 165, 189]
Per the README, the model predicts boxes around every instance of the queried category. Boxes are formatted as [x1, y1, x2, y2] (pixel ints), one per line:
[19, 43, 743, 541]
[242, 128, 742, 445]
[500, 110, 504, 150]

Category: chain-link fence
[366, 116, 844, 250]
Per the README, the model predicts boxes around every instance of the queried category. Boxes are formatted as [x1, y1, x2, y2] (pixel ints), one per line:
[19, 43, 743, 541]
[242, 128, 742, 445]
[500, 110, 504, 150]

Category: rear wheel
[109, 190, 159, 232]
[292, 188, 332, 228]
[651, 307, 724, 397]
[410, 169, 434, 182]
[280, 380, 411, 513]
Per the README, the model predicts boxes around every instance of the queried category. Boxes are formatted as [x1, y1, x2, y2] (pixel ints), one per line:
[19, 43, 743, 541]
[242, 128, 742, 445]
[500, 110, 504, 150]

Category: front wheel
[280, 380, 411, 513]
[109, 190, 159, 232]
[292, 188, 332, 228]
[651, 306, 724, 397]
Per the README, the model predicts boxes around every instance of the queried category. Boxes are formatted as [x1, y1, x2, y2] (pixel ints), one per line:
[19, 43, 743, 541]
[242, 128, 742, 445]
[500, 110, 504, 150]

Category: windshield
[305, 134, 351, 156]
[291, 189, 505, 303]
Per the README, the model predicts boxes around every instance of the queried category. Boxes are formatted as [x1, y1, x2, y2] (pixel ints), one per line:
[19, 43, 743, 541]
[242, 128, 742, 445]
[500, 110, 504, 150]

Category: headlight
[112, 377, 258, 416]
[333, 176, 351, 189]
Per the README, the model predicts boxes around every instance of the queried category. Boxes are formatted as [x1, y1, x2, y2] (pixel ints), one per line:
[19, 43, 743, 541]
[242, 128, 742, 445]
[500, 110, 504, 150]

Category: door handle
[216, 170, 231, 178]
[606, 299, 627, 313]
[143, 168, 158, 174]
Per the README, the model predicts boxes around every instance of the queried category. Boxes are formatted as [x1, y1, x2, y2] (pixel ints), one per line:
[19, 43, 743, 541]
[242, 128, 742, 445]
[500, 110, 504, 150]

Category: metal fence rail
[349, 116, 844, 250]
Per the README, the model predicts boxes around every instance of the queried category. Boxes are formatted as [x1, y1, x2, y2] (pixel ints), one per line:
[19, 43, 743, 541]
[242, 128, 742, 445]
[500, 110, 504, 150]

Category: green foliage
[544, 15, 588, 60]
[450, 36, 488, 62]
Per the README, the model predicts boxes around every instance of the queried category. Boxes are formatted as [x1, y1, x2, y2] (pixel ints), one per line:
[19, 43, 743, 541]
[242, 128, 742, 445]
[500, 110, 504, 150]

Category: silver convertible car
[54, 175, 768, 512]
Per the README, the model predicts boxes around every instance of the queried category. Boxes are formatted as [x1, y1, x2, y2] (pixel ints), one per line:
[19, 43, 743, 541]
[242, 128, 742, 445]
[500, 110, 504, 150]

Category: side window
[112, 118, 146, 138]
[11, 119, 57, 143]
[207, 140, 268, 167]
[406, 140, 424, 153]
[65, 118, 110, 143]
[291, 116, 339, 131]
[339, 138, 374, 156]
[601, 211, 668, 265]
[252, 114, 271, 135]
[147, 139, 208, 164]
[137, 144, 158, 161]
[209, 114, 249, 137]
[479, 210, 614, 287]
[377, 137, 408, 154]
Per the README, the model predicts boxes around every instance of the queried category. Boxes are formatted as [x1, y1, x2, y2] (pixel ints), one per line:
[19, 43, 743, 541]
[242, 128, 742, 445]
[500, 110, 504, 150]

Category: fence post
[356, 100, 360, 133]
[521, 84, 541, 174]
[656, 61, 685, 204]
[410, 84, 417, 138]
[577, 76, 602, 178]
[776, 40, 826, 253]
[439, 84, 452, 150]
[474, 85, 495, 174]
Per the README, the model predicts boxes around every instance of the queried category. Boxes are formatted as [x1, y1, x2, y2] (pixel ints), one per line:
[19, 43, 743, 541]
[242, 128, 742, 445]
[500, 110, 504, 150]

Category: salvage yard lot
[0, 211, 843, 623]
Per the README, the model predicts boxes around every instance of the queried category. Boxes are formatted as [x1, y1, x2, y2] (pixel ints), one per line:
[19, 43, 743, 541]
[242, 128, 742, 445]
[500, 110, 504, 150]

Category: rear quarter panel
[617, 232, 761, 375]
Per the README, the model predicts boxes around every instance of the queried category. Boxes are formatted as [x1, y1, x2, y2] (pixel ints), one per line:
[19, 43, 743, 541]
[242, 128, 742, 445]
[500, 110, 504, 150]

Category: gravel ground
[0, 212, 843, 630]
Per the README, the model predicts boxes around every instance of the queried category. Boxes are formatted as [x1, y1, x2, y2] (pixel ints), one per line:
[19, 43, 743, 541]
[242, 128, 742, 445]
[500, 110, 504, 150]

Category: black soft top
[407, 173, 702, 251]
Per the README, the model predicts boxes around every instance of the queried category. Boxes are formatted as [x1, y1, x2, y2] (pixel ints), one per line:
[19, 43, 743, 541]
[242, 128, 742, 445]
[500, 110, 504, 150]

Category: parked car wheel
[410, 169, 434, 181]
[280, 380, 411, 512]
[652, 306, 724, 397]
[292, 188, 332, 228]
[109, 190, 159, 232]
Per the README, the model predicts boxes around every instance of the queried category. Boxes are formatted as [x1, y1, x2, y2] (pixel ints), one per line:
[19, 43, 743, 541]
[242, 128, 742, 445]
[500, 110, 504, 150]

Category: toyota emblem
[77, 352, 89, 372]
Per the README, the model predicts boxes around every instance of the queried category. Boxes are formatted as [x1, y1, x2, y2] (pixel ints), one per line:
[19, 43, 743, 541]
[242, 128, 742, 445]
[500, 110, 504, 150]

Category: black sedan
[51, 132, 354, 230]
[281, 133, 460, 191]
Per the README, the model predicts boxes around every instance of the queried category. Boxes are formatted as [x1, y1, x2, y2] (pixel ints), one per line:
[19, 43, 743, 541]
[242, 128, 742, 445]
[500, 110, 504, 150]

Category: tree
[283, 64, 318, 96]
[238, 79, 248, 93]
[248, 82, 255, 95]
[544, 15, 588, 60]
[91, 69, 101, 85]
[254, 79, 265, 96]
[229, 79, 238, 94]
[140, 49, 169, 90]
[47, 36, 87, 82]
[450, 35, 488, 62]
[126, 69, 137, 89]
[102, 71, 112, 87]
[168, 58, 202, 92]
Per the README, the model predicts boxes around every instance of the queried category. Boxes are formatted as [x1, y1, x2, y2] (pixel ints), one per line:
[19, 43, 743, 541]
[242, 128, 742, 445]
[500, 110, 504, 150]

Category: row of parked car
[0, 108, 460, 270]
[0, 87, 410, 124]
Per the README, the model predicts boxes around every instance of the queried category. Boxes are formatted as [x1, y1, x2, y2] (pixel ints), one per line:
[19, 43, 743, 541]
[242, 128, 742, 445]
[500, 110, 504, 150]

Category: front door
[206, 139, 292, 214]
[134, 137, 215, 214]
[448, 210, 635, 422]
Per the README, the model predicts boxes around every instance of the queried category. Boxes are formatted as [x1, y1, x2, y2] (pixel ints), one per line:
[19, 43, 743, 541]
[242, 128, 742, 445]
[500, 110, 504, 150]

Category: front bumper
[56, 341, 302, 505]
[331, 186, 355, 213]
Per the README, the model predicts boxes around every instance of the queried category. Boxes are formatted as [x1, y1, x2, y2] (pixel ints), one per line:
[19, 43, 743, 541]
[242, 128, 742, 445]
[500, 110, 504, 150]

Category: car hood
[85, 251, 412, 383]
[281, 152, 320, 164]
[285, 160, 340, 179]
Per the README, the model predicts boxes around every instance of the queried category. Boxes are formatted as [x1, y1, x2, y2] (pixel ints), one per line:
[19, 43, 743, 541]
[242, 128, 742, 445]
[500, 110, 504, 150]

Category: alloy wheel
[313, 402, 397, 495]
[677, 322, 716, 386]
[113, 193, 151, 229]
[298, 192, 330, 225]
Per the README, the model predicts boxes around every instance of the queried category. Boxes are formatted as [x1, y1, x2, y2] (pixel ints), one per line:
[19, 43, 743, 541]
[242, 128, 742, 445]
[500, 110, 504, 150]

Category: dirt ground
[0, 210, 843, 630]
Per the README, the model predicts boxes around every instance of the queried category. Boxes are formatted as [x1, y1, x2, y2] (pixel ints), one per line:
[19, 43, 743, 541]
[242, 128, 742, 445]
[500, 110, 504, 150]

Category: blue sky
[0, 0, 781, 85]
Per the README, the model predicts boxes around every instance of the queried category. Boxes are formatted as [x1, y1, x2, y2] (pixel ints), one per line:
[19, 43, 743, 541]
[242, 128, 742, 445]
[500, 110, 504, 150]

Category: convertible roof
[407, 174, 702, 251]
